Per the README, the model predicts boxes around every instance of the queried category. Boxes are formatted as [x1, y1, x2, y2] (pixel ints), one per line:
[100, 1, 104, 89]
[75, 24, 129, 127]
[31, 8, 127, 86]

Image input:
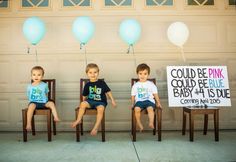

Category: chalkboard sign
[167, 66, 231, 107]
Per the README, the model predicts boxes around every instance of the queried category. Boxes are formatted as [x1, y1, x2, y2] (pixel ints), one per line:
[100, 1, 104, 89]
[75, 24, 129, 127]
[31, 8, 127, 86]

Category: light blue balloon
[23, 17, 46, 45]
[72, 16, 95, 44]
[119, 19, 141, 45]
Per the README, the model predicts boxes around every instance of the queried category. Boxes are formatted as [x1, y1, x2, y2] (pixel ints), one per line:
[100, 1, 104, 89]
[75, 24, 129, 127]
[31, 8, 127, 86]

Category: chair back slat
[80, 79, 90, 102]
[80, 79, 104, 103]
[42, 79, 56, 102]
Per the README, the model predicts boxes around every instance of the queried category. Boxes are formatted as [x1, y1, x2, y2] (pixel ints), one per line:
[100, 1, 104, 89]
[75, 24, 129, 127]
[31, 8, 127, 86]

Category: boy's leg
[71, 101, 90, 128]
[45, 101, 60, 122]
[26, 103, 36, 131]
[90, 106, 105, 136]
[147, 107, 154, 129]
[134, 107, 143, 132]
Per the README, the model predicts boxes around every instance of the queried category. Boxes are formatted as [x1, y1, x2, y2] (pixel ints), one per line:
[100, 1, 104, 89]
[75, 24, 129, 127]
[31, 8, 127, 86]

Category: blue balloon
[23, 17, 46, 45]
[119, 19, 141, 45]
[72, 16, 95, 44]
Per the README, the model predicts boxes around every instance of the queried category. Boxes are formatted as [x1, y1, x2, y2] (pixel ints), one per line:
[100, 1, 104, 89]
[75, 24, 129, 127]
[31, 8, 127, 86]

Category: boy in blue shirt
[26, 66, 60, 131]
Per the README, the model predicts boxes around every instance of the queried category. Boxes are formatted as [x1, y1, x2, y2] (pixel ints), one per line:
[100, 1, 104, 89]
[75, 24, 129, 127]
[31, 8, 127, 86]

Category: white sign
[167, 66, 231, 107]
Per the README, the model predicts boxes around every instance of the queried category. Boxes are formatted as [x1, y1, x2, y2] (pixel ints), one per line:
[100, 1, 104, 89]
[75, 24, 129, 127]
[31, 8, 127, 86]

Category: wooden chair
[182, 106, 219, 142]
[75, 79, 105, 142]
[131, 78, 162, 142]
[22, 79, 56, 142]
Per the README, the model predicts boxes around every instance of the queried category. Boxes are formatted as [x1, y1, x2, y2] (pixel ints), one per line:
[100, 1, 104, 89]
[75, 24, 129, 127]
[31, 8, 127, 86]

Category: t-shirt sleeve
[27, 85, 31, 98]
[103, 81, 111, 93]
[82, 83, 89, 96]
[151, 82, 158, 94]
[45, 83, 49, 94]
[131, 84, 137, 96]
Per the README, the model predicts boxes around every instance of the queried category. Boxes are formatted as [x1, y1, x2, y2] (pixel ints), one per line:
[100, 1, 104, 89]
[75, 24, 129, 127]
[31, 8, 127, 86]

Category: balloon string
[127, 45, 130, 54]
[35, 47, 38, 65]
[84, 45, 87, 66]
[80, 43, 87, 66]
[180, 46, 186, 62]
[127, 45, 137, 68]
[27, 46, 30, 54]
[131, 45, 137, 68]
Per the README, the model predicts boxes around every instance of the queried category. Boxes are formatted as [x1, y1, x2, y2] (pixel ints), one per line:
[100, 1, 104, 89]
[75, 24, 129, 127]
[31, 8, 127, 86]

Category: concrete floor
[0, 131, 236, 162]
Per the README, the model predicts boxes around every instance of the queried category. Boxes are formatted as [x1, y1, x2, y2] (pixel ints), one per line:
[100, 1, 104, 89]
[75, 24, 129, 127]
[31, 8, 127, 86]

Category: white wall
[0, 0, 236, 131]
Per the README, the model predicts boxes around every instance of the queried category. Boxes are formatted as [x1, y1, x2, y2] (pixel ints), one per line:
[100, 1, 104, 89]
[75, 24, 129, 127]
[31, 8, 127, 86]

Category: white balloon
[167, 22, 189, 47]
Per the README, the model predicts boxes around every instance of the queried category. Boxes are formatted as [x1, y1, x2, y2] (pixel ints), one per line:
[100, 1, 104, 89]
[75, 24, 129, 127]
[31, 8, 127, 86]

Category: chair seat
[182, 107, 219, 142]
[76, 107, 97, 115]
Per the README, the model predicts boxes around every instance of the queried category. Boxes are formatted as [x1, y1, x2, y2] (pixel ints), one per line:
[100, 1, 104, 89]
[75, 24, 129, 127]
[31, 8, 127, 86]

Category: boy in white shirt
[131, 63, 162, 131]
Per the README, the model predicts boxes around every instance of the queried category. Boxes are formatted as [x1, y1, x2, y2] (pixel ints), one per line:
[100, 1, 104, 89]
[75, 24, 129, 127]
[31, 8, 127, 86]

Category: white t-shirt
[131, 80, 158, 104]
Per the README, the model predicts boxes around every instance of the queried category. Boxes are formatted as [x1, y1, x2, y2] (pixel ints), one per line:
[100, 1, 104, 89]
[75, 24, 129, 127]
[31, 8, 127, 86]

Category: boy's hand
[111, 100, 117, 108]
[129, 105, 133, 110]
[156, 103, 163, 109]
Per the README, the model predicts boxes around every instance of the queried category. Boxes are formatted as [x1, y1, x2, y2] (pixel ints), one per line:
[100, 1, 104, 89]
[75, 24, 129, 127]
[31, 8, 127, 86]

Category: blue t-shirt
[27, 82, 49, 103]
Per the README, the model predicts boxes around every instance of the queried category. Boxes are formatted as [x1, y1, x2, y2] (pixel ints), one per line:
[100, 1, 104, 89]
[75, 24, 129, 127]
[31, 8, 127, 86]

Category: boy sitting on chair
[71, 63, 116, 136]
[131, 63, 162, 131]
[26, 66, 60, 131]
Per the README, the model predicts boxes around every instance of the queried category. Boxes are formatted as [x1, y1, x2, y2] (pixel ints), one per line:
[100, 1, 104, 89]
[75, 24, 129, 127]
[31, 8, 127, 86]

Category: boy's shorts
[86, 99, 107, 109]
[29, 102, 46, 109]
[133, 100, 156, 110]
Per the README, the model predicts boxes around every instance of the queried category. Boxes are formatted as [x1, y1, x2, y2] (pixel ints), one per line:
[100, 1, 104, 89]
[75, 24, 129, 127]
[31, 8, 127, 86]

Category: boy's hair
[31, 66, 45, 76]
[136, 63, 150, 74]
[86, 63, 99, 73]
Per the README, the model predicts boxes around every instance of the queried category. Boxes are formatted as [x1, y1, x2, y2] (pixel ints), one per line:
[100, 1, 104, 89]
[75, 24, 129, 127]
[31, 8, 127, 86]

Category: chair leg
[132, 110, 136, 142]
[182, 110, 186, 135]
[47, 110, 52, 142]
[81, 118, 84, 136]
[153, 112, 156, 135]
[157, 108, 162, 141]
[131, 109, 133, 136]
[75, 110, 80, 142]
[101, 112, 105, 142]
[32, 115, 35, 136]
[53, 119, 56, 135]
[214, 110, 219, 141]
[203, 114, 208, 135]
[22, 109, 27, 142]
[189, 112, 194, 142]
[76, 124, 80, 142]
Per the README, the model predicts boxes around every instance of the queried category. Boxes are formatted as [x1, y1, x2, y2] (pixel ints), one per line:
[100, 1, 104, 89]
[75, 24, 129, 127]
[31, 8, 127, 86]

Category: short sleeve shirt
[131, 80, 158, 104]
[27, 82, 49, 103]
[83, 80, 111, 104]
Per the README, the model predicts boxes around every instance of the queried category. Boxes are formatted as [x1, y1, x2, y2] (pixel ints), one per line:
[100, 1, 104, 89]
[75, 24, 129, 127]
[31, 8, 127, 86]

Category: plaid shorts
[86, 99, 107, 109]
[29, 102, 46, 109]
[133, 100, 156, 110]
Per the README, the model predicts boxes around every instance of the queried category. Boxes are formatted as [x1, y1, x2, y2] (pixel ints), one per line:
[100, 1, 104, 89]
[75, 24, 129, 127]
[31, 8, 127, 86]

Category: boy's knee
[147, 107, 154, 112]
[28, 103, 36, 108]
[80, 101, 88, 108]
[96, 106, 105, 113]
[134, 107, 141, 112]
[46, 101, 55, 107]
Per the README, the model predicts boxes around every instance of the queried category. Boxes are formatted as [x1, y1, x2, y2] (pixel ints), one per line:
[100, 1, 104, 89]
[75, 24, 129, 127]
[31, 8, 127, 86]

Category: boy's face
[31, 69, 43, 83]
[138, 69, 149, 82]
[87, 68, 99, 82]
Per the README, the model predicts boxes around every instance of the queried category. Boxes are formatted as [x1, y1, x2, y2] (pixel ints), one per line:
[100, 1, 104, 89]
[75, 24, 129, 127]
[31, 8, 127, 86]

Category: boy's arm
[106, 91, 117, 108]
[82, 96, 87, 102]
[153, 93, 162, 109]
